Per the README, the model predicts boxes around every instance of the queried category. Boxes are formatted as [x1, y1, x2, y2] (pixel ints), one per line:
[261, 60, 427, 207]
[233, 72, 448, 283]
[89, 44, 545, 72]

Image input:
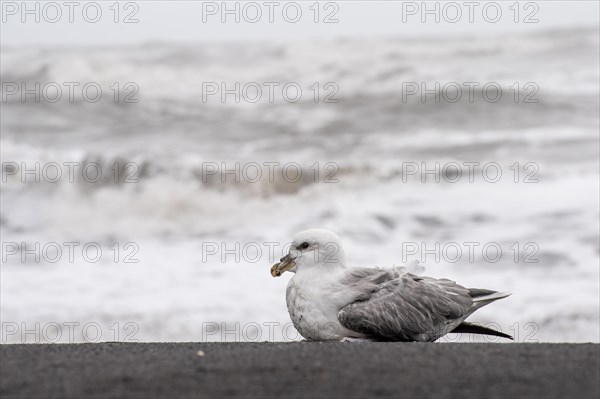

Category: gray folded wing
[337, 268, 474, 342]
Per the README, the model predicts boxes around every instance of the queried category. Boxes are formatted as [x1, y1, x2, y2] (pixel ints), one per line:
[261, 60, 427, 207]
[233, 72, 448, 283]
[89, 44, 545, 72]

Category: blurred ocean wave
[1, 27, 599, 343]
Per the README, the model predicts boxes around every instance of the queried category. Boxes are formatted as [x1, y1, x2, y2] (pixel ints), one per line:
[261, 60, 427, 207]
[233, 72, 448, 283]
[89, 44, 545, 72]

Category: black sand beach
[1, 342, 598, 399]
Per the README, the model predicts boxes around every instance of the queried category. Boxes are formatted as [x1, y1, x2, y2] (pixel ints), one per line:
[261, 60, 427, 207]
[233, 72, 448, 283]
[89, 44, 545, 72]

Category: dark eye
[300, 242, 310, 249]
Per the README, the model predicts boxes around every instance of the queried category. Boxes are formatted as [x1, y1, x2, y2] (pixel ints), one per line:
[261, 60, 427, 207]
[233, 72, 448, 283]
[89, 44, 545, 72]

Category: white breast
[285, 268, 366, 341]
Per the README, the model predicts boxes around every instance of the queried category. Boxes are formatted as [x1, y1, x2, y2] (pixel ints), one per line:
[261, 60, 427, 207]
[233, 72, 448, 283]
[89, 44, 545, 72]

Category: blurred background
[1, 1, 599, 343]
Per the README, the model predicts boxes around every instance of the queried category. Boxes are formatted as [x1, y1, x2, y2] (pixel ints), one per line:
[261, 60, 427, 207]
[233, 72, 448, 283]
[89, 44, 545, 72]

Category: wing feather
[338, 268, 474, 342]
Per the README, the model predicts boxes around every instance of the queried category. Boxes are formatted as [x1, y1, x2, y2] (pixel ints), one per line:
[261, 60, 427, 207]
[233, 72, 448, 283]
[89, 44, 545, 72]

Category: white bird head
[271, 229, 347, 277]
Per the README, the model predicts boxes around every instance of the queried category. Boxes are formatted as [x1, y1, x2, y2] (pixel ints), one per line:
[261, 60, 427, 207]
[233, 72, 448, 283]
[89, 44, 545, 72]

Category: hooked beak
[271, 254, 296, 277]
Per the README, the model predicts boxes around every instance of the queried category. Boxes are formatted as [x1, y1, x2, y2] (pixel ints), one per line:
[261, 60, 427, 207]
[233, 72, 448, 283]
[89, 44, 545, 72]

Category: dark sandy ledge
[1, 342, 599, 399]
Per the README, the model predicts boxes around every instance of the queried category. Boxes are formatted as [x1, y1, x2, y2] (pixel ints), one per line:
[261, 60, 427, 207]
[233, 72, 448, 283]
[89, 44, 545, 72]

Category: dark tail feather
[468, 288, 498, 298]
[451, 322, 513, 340]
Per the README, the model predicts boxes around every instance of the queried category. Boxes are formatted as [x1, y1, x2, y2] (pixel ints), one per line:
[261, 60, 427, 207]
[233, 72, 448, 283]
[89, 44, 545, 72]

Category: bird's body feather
[337, 268, 508, 341]
[286, 267, 367, 340]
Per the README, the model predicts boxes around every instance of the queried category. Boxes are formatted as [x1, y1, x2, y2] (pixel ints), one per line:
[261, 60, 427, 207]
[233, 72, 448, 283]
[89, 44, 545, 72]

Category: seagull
[271, 229, 512, 342]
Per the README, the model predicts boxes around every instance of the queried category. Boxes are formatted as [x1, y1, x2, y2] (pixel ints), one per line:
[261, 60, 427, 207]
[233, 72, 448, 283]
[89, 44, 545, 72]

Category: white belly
[286, 270, 366, 341]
